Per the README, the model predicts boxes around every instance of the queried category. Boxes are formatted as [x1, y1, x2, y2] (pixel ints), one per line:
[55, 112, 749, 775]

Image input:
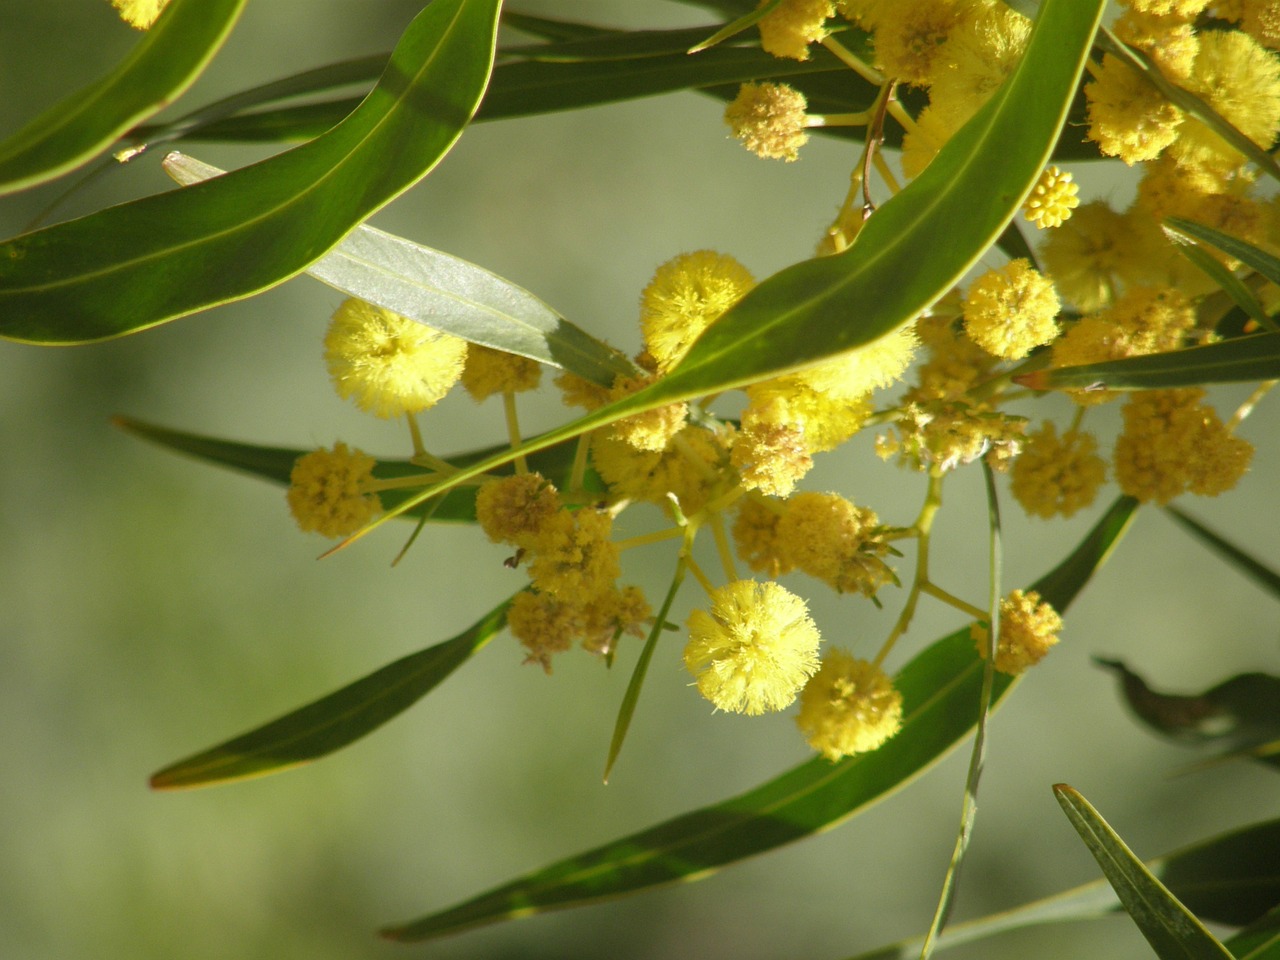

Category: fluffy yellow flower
[529, 508, 621, 601]
[110, 0, 169, 29]
[1085, 53, 1184, 165]
[731, 496, 795, 579]
[730, 415, 813, 497]
[475, 472, 563, 550]
[757, 0, 835, 60]
[324, 298, 467, 418]
[592, 424, 730, 514]
[1040, 202, 1140, 311]
[1023, 166, 1080, 230]
[639, 251, 755, 374]
[605, 373, 688, 453]
[1113, 389, 1253, 503]
[777, 492, 894, 597]
[1238, 0, 1280, 49]
[507, 590, 578, 672]
[285, 443, 381, 538]
[973, 589, 1062, 675]
[685, 580, 822, 715]
[873, 0, 984, 86]
[962, 259, 1061, 360]
[926, 2, 1031, 129]
[796, 650, 903, 759]
[1010, 423, 1107, 519]
[461, 345, 541, 402]
[724, 82, 810, 161]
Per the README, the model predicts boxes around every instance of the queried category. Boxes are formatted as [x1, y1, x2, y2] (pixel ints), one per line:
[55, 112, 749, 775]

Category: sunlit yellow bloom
[475, 472, 563, 550]
[725, 82, 810, 161]
[593, 424, 730, 514]
[873, 0, 983, 86]
[962, 259, 1061, 360]
[1085, 53, 1184, 165]
[1023, 165, 1080, 230]
[110, 0, 169, 29]
[461, 345, 541, 402]
[796, 650, 903, 759]
[777, 492, 893, 597]
[757, 0, 835, 61]
[285, 443, 381, 539]
[1113, 9, 1200, 82]
[731, 496, 795, 579]
[324, 298, 467, 418]
[529, 508, 621, 601]
[640, 251, 755, 373]
[685, 580, 822, 715]
[1040, 201, 1139, 311]
[973, 589, 1062, 675]
[1010, 423, 1107, 519]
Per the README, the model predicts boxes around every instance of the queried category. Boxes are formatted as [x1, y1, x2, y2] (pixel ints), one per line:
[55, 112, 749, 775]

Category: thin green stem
[919, 582, 988, 621]
[820, 35, 883, 85]
[502, 390, 529, 475]
[709, 512, 739, 583]
[615, 526, 684, 553]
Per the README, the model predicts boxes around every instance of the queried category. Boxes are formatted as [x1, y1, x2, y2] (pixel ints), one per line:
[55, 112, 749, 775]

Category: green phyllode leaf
[160, 153, 633, 385]
[844, 815, 1280, 960]
[1095, 658, 1280, 770]
[112, 415, 603, 524]
[0, 0, 246, 195]
[0, 0, 501, 345]
[150, 600, 511, 790]
[1164, 506, 1280, 601]
[1054, 784, 1235, 960]
[379, 496, 1136, 943]
[345, 0, 1108, 546]
[1018, 333, 1280, 392]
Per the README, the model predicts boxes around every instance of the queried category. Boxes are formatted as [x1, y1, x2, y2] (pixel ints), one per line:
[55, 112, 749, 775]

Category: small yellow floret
[529, 508, 621, 601]
[725, 82, 811, 161]
[507, 591, 577, 672]
[1040, 201, 1139, 311]
[1239, 0, 1280, 49]
[1113, 389, 1253, 503]
[973, 589, 1062, 675]
[796, 650, 903, 759]
[1010, 423, 1107, 519]
[1085, 53, 1184, 164]
[730, 415, 813, 497]
[324, 298, 467, 418]
[777, 492, 893, 597]
[685, 580, 822, 715]
[285, 443, 381, 538]
[606, 373, 688, 453]
[757, 0, 835, 61]
[1023, 166, 1080, 229]
[962, 259, 1061, 360]
[873, 0, 983, 86]
[640, 251, 755, 373]
[592, 424, 730, 514]
[110, 0, 169, 29]
[475, 472, 563, 550]
[731, 497, 795, 579]
[461, 345, 541, 402]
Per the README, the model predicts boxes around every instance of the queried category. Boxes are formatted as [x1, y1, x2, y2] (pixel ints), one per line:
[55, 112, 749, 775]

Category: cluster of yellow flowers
[270, 0, 1272, 762]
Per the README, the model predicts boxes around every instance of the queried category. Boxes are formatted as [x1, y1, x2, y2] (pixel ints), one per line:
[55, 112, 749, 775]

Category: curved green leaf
[1166, 218, 1280, 291]
[1165, 507, 1280, 601]
[379, 496, 1136, 943]
[112, 415, 603, 524]
[0, 0, 245, 195]
[847, 815, 1280, 960]
[344, 0, 1107, 546]
[1226, 906, 1280, 960]
[0, 0, 501, 345]
[1019, 333, 1280, 392]
[150, 599, 510, 790]
[161, 153, 632, 385]
[1054, 784, 1234, 960]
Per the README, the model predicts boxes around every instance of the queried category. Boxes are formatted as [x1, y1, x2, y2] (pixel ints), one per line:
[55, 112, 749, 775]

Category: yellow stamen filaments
[285, 443, 382, 538]
[1113, 389, 1254, 503]
[110, 0, 169, 29]
[796, 650, 903, 759]
[1010, 423, 1107, 519]
[757, 0, 835, 61]
[639, 251, 756, 374]
[461, 345, 542, 402]
[872, 0, 983, 86]
[1084, 53, 1185, 165]
[324, 298, 467, 418]
[684, 579, 822, 715]
[777, 492, 894, 598]
[731, 496, 795, 579]
[972, 589, 1062, 675]
[724, 82, 811, 161]
[1023, 166, 1080, 230]
[962, 259, 1061, 361]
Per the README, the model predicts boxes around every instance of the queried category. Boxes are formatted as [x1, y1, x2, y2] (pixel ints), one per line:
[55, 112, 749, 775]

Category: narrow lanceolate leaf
[1165, 507, 1280, 600]
[1166, 218, 1280, 291]
[0, 0, 500, 345]
[1054, 785, 1235, 960]
[1017, 333, 1280, 392]
[345, 0, 1108, 546]
[150, 600, 510, 789]
[380, 496, 1136, 943]
[0, 0, 245, 195]
[1226, 906, 1280, 960]
[112, 416, 603, 524]
[162, 154, 632, 385]
[846, 815, 1280, 960]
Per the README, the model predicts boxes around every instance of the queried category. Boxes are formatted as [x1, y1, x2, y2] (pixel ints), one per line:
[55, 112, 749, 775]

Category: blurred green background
[1, 3, 1276, 959]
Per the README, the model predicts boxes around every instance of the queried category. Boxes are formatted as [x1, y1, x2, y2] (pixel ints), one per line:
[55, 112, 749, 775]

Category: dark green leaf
[1166, 218, 1280, 292]
[1095, 659, 1280, 767]
[162, 153, 632, 385]
[1054, 784, 1235, 960]
[112, 416, 602, 524]
[1165, 506, 1280, 601]
[379, 495, 1136, 942]
[846, 815, 1280, 960]
[1225, 905, 1280, 960]
[1018, 333, 1280, 392]
[0, 0, 500, 345]
[0, 0, 245, 194]
[1166, 237, 1276, 335]
[150, 599, 510, 789]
